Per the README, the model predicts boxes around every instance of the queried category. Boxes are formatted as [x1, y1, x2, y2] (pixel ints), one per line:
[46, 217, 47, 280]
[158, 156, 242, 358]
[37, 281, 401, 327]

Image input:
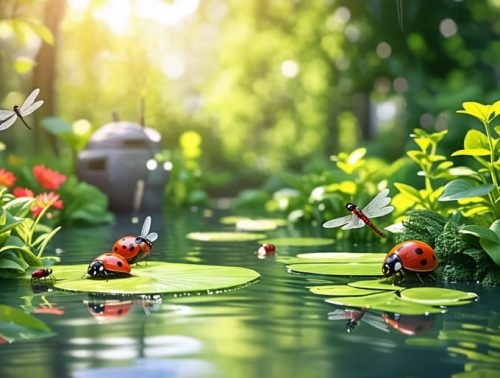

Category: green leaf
[14, 57, 36, 74]
[52, 262, 260, 295]
[309, 285, 383, 296]
[260, 237, 334, 247]
[460, 225, 499, 243]
[457, 102, 495, 124]
[399, 287, 478, 306]
[479, 220, 500, 266]
[3, 197, 34, 218]
[452, 148, 491, 157]
[0, 305, 53, 343]
[448, 166, 477, 176]
[0, 257, 25, 272]
[25, 19, 54, 45]
[187, 232, 266, 242]
[439, 179, 494, 201]
[395, 182, 422, 203]
[325, 291, 445, 315]
[36, 226, 61, 257]
[0, 218, 26, 235]
[287, 263, 381, 276]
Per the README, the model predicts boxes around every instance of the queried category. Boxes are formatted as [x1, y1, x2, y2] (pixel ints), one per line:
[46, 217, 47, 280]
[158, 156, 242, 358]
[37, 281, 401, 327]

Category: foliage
[0, 187, 60, 279]
[156, 130, 208, 208]
[396, 209, 500, 285]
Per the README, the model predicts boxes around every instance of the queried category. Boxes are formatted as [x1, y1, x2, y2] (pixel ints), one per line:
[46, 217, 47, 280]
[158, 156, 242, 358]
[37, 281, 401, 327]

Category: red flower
[31, 192, 64, 217]
[33, 165, 67, 190]
[0, 168, 16, 188]
[13, 187, 34, 198]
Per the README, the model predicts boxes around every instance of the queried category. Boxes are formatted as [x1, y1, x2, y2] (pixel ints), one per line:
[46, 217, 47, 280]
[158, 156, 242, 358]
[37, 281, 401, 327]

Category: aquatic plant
[0, 187, 60, 279]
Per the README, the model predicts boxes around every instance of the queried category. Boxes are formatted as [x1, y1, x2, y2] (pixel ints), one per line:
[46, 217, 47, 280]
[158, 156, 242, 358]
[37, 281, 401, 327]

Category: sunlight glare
[281, 60, 300, 78]
[94, 0, 131, 35]
[162, 54, 186, 79]
[136, 0, 200, 26]
[68, 0, 89, 11]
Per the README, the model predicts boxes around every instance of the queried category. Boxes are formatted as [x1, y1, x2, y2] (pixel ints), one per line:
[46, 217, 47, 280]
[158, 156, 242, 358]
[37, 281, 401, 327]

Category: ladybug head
[47, 268, 53, 275]
[88, 260, 104, 276]
[136, 236, 152, 250]
[382, 253, 403, 277]
[345, 203, 356, 211]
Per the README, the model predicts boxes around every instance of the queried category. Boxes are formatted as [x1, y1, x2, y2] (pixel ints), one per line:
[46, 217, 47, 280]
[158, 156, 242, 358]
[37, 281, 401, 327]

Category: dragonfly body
[323, 189, 394, 238]
[346, 202, 385, 238]
[0, 88, 43, 131]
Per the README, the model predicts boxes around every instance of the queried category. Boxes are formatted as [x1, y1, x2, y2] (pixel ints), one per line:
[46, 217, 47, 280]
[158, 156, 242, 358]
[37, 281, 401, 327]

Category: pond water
[1, 211, 499, 378]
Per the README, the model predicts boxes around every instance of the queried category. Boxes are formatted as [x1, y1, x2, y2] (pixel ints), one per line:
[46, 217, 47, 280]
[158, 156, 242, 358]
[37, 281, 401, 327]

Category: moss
[481, 268, 500, 286]
[397, 210, 447, 247]
[435, 254, 475, 282]
[434, 221, 468, 261]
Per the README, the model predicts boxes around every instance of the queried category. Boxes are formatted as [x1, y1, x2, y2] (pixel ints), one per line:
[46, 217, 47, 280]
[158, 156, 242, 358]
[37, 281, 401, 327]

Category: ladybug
[31, 268, 54, 281]
[112, 216, 158, 264]
[86, 253, 131, 279]
[257, 243, 276, 258]
[382, 240, 438, 280]
[381, 313, 436, 336]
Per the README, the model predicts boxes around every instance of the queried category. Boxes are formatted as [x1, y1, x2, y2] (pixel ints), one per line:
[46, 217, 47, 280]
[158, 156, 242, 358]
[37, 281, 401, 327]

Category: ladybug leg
[428, 273, 437, 281]
[104, 270, 109, 282]
[416, 273, 424, 283]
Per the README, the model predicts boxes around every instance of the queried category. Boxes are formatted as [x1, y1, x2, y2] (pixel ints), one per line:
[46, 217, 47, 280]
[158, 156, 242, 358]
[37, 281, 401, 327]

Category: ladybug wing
[146, 232, 158, 243]
[141, 216, 151, 237]
[101, 253, 131, 273]
[114, 236, 140, 260]
[399, 245, 437, 272]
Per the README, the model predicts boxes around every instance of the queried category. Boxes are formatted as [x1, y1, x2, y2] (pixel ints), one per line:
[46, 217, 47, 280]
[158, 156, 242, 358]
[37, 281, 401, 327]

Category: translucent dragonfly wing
[141, 216, 152, 237]
[341, 216, 365, 230]
[0, 115, 17, 131]
[20, 88, 40, 110]
[323, 214, 354, 229]
[361, 189, 394, 218]
[0, 110, 15, 121]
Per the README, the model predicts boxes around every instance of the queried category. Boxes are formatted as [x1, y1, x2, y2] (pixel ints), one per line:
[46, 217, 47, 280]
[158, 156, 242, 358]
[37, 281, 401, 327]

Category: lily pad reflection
[186, 232, 266, 242]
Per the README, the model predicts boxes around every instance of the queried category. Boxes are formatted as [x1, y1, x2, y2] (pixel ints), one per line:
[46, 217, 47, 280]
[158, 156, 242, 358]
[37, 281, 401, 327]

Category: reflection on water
[0, 212, 499, 377]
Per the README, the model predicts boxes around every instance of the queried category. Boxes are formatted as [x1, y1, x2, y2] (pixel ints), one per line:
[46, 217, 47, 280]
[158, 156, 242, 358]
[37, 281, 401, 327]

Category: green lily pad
[325, 291, 445, 315]
[236, 219, 279, 231]
[399, 287, 478, 306]
[348, 278, 403, 291]
[296, 252, 385, 263]
[309, 285, 384, 296]
[52, 262, 261, 296]
[219, 216, 251, 225]
[287, 263, 381, 276]
[261, 237, 334, 247]
[186, 232, 266, 242]
[0, 305, 54, 343]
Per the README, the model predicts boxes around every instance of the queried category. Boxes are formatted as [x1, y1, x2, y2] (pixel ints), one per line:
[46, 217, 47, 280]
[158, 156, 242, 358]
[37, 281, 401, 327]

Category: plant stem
[482, 121, 500, 199]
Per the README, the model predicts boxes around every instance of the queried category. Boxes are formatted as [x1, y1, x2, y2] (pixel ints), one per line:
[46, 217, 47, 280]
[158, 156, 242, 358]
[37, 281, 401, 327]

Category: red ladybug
[257, 243, 276, 257]
[112, 216, 158, 264]
[86, 253, 131, 279]
[31, 268, 54, 281]
[382, 240, 438, 279]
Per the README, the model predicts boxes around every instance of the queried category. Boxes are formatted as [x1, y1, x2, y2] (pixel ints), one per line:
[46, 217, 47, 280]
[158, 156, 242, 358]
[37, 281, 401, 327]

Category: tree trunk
[32, 0, 66, 154]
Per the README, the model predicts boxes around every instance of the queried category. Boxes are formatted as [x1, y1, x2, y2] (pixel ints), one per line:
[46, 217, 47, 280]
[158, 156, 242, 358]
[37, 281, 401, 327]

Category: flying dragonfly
[0, 88, 44, 131]
[322, 189, 394, 238]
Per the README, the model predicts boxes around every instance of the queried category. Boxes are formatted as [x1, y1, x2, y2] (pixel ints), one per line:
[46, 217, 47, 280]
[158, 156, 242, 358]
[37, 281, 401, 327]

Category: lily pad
[186, 232, 266, 242]
[219, 216, 251, 225]
[325, 291, 445, 315]
[399, 287, 478, 306]
[52, 262, 261, 296]
[0, 305, 54, 343]
[236, 219, 279, 231]
[287, 263, 381, 276]
[309, 285, 384, 296]
[348, 278, 403, 291]
[261, 237, 334, 247]
[296, 252, 385, 263]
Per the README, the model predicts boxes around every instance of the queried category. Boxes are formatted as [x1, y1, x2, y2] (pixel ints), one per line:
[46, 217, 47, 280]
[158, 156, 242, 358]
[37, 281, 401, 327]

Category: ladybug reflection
[383, 240, 438, 282]
[382, 313, 436, 336]
[86, 299, 133, 323]
[328, 308, 389, 333]
[112, 216, 158, 264]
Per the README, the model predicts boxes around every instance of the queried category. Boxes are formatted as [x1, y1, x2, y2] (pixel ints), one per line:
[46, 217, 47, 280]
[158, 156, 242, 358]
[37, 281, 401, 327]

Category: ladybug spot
[114, 247, 118, 252]
[420, 259, 428, 266]
[118, 309, 123, 315]
[129, 243, 135, 249]
[122, 245, 127, 249]
[117, 261, 123, 267]
[414, 248, 424, 255]
[432, 254, 436, 261]
[129, 246, 135, 252]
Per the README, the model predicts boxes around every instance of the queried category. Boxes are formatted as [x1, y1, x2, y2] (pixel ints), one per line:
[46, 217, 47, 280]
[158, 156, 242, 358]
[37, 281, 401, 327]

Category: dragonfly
[322, 189, 394, 238]
[0, 88, 44, 131]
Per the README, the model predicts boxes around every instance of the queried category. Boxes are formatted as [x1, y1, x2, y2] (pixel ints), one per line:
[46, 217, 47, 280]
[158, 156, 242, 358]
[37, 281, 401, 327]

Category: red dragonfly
[0, 88, 44, 131]
[323, 189, 394, 238]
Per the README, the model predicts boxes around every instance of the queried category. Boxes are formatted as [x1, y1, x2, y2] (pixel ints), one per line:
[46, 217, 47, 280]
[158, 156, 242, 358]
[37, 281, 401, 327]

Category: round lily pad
[309, 285, 384, 297]
[325, 291, 445, 315]
[287, 263, 381, 276]
[186, 232, 266, 242]
[399, 287, 478, 306]
[52, 262, 261, 296]
[261, 237, 334, 247]
[295, 252, 386, 263]
[219, 216, 251, 225]
[236, 219, 278, 231]
[348, 278, 404, 291]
